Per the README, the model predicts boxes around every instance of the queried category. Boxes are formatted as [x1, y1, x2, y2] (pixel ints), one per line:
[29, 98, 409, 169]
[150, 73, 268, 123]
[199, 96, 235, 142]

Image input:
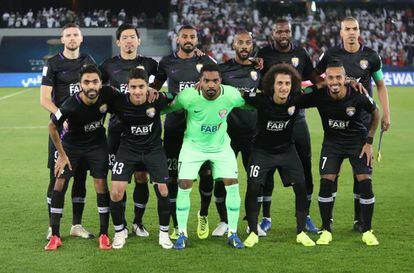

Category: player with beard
[100, 24, 158, 237]
[40, 23, 95, 241]
[256, 18, 323, 234]
[208, 30, 265, 237]
[151, 25, 216, 240]
[316, 17, 391, 232]
[45, 65, 116, 250]
[295, 60, 380, 246]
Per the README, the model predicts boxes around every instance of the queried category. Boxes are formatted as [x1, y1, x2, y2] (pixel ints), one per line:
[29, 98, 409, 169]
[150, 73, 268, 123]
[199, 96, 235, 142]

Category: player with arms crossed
[40, 23, 95, 240]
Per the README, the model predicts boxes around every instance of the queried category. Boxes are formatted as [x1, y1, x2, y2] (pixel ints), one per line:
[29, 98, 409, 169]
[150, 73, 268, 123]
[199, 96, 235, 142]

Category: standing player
[45, 65, 115, 250]
[243, 64, 318, 248]
[316, 17, 391, 231]
[257, 18, 323, 233]
[108, 68, 175, 249]
[100, 24, 158, 237]
[151, 25, 216, 239]
[40, 23, 95, 240]
[209, 30, 264, 237]
[163, 64, 245, 250]
[296, 60, 380, 246]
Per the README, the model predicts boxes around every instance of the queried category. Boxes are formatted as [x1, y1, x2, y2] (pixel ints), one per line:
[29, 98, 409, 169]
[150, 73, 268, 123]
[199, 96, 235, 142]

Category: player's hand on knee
[54, 154, 72, 177]
[359, 143, 373, 167]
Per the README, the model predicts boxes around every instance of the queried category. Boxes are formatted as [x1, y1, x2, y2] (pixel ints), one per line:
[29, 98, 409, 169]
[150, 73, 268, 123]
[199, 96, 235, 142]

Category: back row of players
[40, 17, 390, 250]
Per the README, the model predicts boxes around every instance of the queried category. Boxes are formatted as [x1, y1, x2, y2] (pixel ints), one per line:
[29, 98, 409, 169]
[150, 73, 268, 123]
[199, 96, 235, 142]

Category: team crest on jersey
[99, 104, 108, 113]
[196, 63, 203, 73]
[146, 107, 156, 118]
[288, 106, 296, 116]
[250, 71, 258, 81]
[346, 107, 356, 117]
[219, 109, 228, 118]
[360, 59, 369, 70]
[136, 65, 145, 71]
[291, 57, 299, 68]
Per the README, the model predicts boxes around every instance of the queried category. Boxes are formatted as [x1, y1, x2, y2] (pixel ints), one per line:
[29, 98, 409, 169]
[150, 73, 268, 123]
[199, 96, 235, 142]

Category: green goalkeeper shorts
[178, 141, 238, 180]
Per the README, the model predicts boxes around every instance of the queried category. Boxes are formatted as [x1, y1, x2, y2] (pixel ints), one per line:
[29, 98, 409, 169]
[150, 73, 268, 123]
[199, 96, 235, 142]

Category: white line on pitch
[0, 126, 46, 129]
[0, 88, 33, 101]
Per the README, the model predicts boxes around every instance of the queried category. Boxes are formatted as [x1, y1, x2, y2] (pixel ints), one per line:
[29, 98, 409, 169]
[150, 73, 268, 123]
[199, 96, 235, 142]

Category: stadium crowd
[0, 7, 166, 29]
[171, 0, 414, 67]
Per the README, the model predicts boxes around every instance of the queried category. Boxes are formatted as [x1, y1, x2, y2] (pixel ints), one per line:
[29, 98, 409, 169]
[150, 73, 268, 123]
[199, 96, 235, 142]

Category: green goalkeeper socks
[176, 187, 192, 234]
[225, 184, 241, 234]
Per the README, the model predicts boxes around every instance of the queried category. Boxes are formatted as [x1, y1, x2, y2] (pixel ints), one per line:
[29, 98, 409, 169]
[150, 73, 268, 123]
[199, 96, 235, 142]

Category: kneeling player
[45, 65, 116, 251]
[295, 60, 380, 246]
[243, 64, 316, 247]
[109, 68, 175, 249]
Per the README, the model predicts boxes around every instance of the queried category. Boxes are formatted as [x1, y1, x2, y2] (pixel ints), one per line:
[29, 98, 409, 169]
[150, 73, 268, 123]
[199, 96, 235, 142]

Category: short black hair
[79, 64, 101, 81]
[274, 18, 290, 25]
[128, 67, 148, 83]
[327, 59, 344, 68]
[178, 24, 196, 34]
[262, 64, 302, 97]
[116, 24, 140, 40]
[200, 63, 221, 77]
[62, 22, 80, 32]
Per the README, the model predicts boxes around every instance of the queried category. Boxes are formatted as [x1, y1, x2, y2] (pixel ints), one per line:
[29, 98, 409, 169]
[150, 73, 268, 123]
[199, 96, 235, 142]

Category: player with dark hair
[100, 23, 158, 237]
[40, 23, 95, 240]
[45, 65, 116, 251]
[163, 63, 245, 250]
[151, 24, 217, 239]
[243, 64, 316, 247]
[208, 30, 264, 237]
[297, 60, 380, 246]
[108, 68, 175, 249]
[257, 18, 324, 233]
[316, 17, 391, 232]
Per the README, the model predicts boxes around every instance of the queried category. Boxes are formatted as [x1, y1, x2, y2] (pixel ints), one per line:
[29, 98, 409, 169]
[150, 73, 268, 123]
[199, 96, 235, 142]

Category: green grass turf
[0, 87, 413, 272]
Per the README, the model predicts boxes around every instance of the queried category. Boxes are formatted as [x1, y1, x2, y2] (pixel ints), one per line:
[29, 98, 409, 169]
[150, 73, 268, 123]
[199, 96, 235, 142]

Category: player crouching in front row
[45, 65, 116, 251]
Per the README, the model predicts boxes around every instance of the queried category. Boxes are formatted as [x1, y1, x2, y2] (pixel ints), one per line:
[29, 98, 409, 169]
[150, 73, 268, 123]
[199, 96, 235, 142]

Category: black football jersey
[316, 44, 382, 96]
[244, 92, 300, 153]
[220, 59, 260, 133]
[110, 92, 174, 152]
[293, 86, 377, 148]
[51, 86, 117, 146]
[42, 52, 96, 107]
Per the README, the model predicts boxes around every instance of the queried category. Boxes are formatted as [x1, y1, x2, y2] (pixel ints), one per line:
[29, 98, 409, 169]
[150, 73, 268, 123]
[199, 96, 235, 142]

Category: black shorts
[228, 129, 254, 172]
[163, 127, 184, 178]
[319, 143, 372, 175]
[112, 146, 169, 183]
[58, 142, 108, 180]
[248, 146, 305, 187]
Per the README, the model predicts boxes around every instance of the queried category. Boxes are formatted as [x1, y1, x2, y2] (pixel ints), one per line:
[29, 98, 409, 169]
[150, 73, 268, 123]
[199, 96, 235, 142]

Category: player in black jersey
[206, 30, 263, 237]
[296, 60, 380, 246]
[45, 65, 116, 251]
[40, 23, 95, 241]
[151, 25, 216, 239]
[316, 17, 391, 232]
[109, 68, 175, 249]
[243, 64, 317, 248]
[100, 24, 158, 237]
[257, 18, 323, 233]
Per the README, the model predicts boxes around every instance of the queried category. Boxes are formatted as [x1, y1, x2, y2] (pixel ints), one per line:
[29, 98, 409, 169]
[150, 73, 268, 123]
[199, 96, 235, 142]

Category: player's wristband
[366, 136, 374, 145]
[55, 109, 62, 120]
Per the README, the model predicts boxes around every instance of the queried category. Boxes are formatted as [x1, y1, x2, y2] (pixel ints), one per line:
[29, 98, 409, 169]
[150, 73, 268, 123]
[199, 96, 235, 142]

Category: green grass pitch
[0, 87, 413, 272]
